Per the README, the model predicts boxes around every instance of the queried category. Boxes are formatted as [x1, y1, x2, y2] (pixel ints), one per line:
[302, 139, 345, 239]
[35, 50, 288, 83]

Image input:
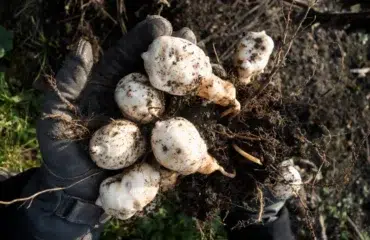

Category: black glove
[224, 159, 302, 240]
[13, 16, 194, 240]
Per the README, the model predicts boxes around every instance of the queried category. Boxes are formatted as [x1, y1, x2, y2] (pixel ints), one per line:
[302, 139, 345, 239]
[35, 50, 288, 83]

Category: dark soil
[164, 1, 370, 238]
[2, 0, 370, 239]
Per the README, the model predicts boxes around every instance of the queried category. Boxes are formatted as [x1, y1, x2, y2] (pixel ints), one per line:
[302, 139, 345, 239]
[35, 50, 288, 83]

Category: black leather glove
[224, 160, 302, 240]
[14, 16, 188, 240]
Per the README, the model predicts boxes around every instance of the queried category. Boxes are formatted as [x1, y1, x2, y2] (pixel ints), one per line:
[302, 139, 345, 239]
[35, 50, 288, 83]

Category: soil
[1, 0, 370, 239]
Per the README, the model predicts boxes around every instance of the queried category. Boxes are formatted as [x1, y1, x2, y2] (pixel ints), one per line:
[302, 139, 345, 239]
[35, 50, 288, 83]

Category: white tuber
[234, 31, 274, 84]
[115, 73, 165, 124]
[271, 159, 302, 200]
[151, 117, 235, 178]
[90, 120, 146, 170]
[142, 36, 240, 117]
[96, 163, 160, 220]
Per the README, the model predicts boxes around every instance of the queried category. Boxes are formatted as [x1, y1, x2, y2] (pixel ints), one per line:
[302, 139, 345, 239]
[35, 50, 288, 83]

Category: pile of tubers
[90, 32, 284, 220]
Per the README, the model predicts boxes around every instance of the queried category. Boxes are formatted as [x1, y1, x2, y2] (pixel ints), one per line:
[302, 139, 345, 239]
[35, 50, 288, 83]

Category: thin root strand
[232, 144, 263, 165]
[221, 100, 241, 118]
[218, 167, 236, 178]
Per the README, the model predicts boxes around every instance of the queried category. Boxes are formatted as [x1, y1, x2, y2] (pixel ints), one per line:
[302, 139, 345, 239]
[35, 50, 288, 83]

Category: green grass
[101, 202, 227, 240]
[0, 25, 40, 171]
[0, 71, 41, 171]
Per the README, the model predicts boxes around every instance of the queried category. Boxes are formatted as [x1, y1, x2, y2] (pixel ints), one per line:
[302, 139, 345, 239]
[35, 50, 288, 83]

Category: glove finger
[36, 40, 101, 182]
[173, 27, 197, 44]
[79, 15, 172, 119]
[89, 15, 172, 89]
[55, 39, 94, 102]
[41, 39, 93, 124]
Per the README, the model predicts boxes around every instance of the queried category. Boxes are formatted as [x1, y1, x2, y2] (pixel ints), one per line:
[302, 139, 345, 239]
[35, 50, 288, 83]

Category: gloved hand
[255, 159, 303, 223]
[15, 16, 196, 240]
[224, 159, 302, 239]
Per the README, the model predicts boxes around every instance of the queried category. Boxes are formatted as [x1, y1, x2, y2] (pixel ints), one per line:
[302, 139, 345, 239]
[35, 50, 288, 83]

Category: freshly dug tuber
[115, 73, 165, 124]
[271, 159, 302, 200]
[90, 120, 146, 170]
[96, 163, 160, 220]
[151, 117, 235, 178]
[234, 31, 274, 84]
[142, 36, 240, 117]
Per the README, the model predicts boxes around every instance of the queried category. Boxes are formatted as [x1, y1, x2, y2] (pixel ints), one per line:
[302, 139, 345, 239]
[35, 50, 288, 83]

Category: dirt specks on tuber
[142, 36, 240, 117]
[96, 163, 160, 220]
[115, 73, 165, 124]
[151, 117, 235, 177]
[89, 120, 146, 170]
[234, 31, 274, 84]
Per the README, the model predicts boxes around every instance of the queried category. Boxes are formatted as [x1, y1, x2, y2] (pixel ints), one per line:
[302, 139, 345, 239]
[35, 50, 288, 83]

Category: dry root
[42, 113, 90, 140]
[232, 144, 263, 165]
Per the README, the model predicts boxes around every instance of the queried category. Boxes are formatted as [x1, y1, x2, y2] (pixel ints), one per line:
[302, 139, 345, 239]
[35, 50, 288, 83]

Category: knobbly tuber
[89, 120, 146, 170]
[151, 117, 235, 178]
[142, 36, 240, 117]
[96, 163, 160, 220]
[234, 31, 274, 84]
[115, 73, 165, 124]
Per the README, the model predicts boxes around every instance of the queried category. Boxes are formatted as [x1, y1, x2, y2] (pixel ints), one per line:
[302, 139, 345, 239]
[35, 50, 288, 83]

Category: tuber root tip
[232, 144, 263, 165]
[96, 197, 102, 207]
[159, 169, 179, 192]
[218, 167, 236, 178]
[198, 154, 236, 178]
[220, 100, 241, 118]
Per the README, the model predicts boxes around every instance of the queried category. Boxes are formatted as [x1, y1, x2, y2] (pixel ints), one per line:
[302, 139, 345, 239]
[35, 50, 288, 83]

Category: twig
[45, 75, 77, 114]
[0, 171, 103, 205]
[222, 210, 229, 222]
[282, 0, 315, 11]
[297, 194, 317, 240]
[365, 133, 370, 163]
[284, 0, 370, 30]
[212, 126, 262, 141]
[311, 162, 324, 187]
[195, 219, 206, 240]
[117, 0, 127, 34]
[100, 7, 118, 25]
[212, 43, 220, 64]
[256, 186, 264, 222]
[219, 1, 272, 61]
[347, 216, 365, 240]
[319, 215, 328, 240]
[199, 0, 268, 44]
[219, 40, 239, 61]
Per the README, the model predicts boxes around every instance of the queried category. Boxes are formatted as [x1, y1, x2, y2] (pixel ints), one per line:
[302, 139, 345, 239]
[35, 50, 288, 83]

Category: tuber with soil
[151, 117, 235, 178]
[89, 120, 146, 170]
[96, 163, 160, 220]
[234, 31, 274, 84]
[142, 36, 241, 117]
[115, 73, 165, 124]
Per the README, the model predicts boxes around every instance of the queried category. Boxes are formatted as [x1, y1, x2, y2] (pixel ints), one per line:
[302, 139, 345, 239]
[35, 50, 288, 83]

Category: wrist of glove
[19, 168, 108, 240]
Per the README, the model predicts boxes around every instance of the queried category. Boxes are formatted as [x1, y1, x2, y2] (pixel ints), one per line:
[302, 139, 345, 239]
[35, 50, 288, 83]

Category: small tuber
[234, 31, 274, 84]
[142, 36, 240, 117]
[271, 159, 302, 200]
[151, 117, 235, 178]
[90, 120, 146, 170]
[115, 73, 165, 124]
[96, 163, 160, 220]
